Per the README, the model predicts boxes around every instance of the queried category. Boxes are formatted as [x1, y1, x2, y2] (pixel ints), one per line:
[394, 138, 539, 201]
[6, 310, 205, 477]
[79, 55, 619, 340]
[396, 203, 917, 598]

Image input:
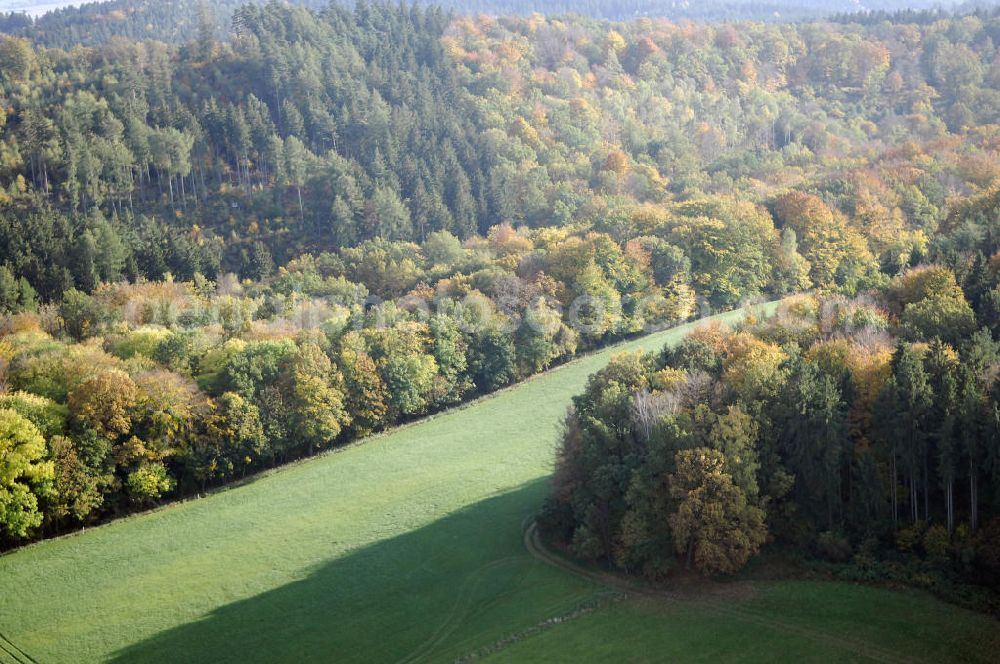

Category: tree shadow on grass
[108, 479, 591, 664]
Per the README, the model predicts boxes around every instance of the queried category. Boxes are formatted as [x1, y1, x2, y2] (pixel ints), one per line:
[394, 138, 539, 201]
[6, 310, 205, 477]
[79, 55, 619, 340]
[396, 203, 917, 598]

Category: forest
[1, 0, 990, 49]
[0, 1, 999, 612]
[541, 282, 1000, 609]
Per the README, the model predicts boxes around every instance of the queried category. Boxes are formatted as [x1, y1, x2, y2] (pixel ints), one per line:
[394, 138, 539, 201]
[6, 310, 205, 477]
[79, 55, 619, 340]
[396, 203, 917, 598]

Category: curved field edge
[493, 523, 1000, 663]
[479, 580, 1000, 664]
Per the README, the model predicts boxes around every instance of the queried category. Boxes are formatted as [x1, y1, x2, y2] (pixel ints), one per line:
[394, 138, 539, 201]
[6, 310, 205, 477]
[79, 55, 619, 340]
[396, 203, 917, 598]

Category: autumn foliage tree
[669, 448, 767, 575]
[0, 409, 54, 539]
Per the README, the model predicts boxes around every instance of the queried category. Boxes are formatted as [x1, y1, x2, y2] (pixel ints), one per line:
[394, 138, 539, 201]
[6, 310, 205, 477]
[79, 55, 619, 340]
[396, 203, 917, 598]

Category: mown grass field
[485, 581, 1000, 663]
[1, 303, 997, 663]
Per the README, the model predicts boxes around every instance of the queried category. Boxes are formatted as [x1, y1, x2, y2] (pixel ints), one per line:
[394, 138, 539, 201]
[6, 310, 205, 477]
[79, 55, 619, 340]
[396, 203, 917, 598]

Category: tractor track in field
[452, 591, 625, 663]
[0, 632, 35, 664]
[396, 556, 525, 664]
[521, 521, 921, 664]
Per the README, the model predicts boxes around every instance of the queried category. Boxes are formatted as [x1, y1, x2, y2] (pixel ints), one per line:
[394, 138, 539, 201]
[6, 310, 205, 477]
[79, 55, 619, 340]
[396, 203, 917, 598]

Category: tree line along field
[9, 1, 1000, 553]
[1, 303, 998, 664]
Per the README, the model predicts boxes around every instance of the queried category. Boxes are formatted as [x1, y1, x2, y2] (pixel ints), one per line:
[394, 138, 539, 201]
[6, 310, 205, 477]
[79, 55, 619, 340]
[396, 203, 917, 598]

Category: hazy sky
[0, 1, 81, 17]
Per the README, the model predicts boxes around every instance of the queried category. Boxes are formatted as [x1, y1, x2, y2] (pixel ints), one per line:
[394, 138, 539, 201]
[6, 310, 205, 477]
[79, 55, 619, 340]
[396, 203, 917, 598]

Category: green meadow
[1, 304, 996, 663]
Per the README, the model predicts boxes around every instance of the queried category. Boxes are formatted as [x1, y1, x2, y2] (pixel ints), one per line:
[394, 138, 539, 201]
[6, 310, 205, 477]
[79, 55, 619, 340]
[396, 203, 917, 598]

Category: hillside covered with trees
[2, 3, 1000, 302]
[1, 0, 990, 49]
[2, 1, 1000, 592]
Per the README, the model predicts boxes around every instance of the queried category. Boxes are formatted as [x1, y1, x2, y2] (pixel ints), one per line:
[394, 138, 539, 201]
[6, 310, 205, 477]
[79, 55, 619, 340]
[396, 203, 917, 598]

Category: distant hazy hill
[2, 0, 998, 49]
[0, 1, 78, 16]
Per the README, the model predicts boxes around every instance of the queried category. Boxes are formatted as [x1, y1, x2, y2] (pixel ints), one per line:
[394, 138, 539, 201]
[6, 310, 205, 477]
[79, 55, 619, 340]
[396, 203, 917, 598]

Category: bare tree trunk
[243, 155, 251, 195]
[891, 453, 898, 528]
[970, 467, 978, 531]
[827, 492, 834, 532]
[923, 454, 929, 521]
[946, 480, 954, 533]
